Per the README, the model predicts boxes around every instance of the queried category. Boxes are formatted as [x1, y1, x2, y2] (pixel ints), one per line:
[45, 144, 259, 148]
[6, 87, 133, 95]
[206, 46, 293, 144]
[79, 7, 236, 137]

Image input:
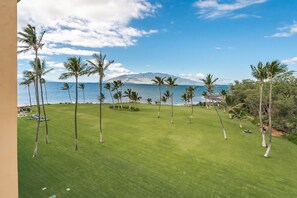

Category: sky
[17, 0, 297, 84]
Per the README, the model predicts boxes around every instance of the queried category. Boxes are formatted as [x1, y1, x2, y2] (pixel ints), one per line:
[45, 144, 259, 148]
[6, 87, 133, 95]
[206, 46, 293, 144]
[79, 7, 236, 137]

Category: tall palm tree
[186, 86, 196, 123]
[201, 74, 227, 140]
[19, 77, 33, 111]
[104, 83, 115, 108]
[87, 53, 114, 144]
[30, 59, 53, 144]
[41, 78, 49, 105]
[59, 57, 88, 150]
[18, 24, 45, 158]
[61, 83, 72, 103]
[78, 83, 86, 103]
[152, 76, 166, 118]
[202, 91, 209, 108]
[165, 77, 178, 124]
[251, 62, 268, 147]
[264, 61, 287, 158]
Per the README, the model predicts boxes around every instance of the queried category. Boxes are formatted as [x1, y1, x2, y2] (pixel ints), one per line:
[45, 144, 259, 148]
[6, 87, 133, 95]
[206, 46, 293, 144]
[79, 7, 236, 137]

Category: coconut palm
[30, 59, 53, 144]
[147, 98, 152, 104]
[250, 62, 268, 147]
[117, 80, 124, 108]
[264, 61, 288, 157]
[87, 53, 114, 144]
[18, 24, 45, 158]
[228, 103, 246, 128]
[19, 77, 33, 111]
[186, 86, 197, 123]
[61, 83, 72, 103]
[165, 77, 178, 123]
[161, 95, 168, 104]
[124, 88, 133, 109]
[163, 90, 171, 103]
[114, 92, 121, 105]
[59, 57, 88, 150]
[201, 74, 227, 140]
[98, 93, 105, 103]
[181, 93, 188, 106]
[78, 83, 86, 103]
[131, 91, 142, 108]
[104, 83, 115, 108]
[41, 78, 49, 105]
[152, 76, 166, 118]
[112, 81, 121, 107]
[201, 91, 209, 109]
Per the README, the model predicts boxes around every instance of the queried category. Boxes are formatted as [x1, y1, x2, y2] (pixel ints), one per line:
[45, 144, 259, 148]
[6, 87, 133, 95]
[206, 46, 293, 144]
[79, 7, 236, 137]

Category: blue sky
[17, 0, 297, 84]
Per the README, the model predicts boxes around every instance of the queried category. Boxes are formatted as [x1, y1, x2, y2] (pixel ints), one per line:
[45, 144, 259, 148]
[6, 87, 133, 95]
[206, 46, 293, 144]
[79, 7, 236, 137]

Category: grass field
[18, 104, 297, 197]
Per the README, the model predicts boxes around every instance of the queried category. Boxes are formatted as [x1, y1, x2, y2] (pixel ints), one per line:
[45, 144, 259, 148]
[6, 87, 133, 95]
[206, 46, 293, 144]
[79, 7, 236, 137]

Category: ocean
[17, 81, 229, 106]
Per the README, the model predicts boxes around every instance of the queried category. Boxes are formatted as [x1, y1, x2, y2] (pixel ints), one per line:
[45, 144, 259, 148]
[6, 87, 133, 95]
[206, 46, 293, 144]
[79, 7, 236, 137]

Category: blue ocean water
[17, 82, 229, 106]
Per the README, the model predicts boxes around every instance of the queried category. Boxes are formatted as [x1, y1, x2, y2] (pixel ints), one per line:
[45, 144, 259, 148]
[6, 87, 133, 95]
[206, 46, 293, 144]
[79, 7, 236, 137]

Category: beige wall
[0, 0, 18, 197]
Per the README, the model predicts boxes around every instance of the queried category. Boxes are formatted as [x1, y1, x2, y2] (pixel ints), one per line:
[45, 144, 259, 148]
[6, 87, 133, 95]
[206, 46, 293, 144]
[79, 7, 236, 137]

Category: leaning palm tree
[264, 60, 287, 158]
[87, 53, 114, 144]
[19, 77, 33, 111]
[104, 83, 115, 108]
[78, 83, 86, 103]
[30, 59, 53, 144]
[18, 24, 45, 158]
[201, 74, 227, 140]
[59, 57, 88, 150]
[186, 86, 196, 123]
[61, 83, 72, 103]
[165, 77, 178, 123]
[152, 76, 166, 118]
[251, 62, 268, 147]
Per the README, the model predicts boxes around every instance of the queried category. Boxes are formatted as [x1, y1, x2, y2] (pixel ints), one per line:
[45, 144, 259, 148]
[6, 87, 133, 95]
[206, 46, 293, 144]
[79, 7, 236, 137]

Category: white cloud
[282, 57, 297, 65]
[231, 14, 261, 19]
[17, 0, 160, 54]
[268, 22, 297, 38]
[193, 0, 267, 19]
[105, 63, 135, 80]
[179, 73, 205, 81]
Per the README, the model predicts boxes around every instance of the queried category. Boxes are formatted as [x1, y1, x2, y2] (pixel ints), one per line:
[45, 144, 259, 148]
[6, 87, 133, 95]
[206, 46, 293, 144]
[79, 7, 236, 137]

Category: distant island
[104, 72, 201, 85]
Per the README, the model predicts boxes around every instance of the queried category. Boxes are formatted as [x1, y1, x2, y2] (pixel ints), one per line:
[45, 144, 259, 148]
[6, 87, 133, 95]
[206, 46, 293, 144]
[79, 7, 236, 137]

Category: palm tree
[113, 92, 121, 106]
[186, 86, 196, 123]
[59, 57, 88, 150]
[18, 24, 45, 158]
[163, 90, 171, 104]
[19, 77, 33, 111]
[181, 93, 188, 106]
[228, 103, 246, 128]
[147, 98, 152, 104]
[264, 61, 287, 157]
[220, 89, 227, 112]
[41, 78, 49, 105]
[165, 77, 178, 123]
[201, 74, 227, 140]
[131, 91, 142, 108]
[251, 62, 268, 147]
[30, 59, 53, 144]
[87, 53, 114, 144]
[78, 83, 86, 103]
[98, 93, 105, 103]
[117, 80, 124, 108]
[201, 91, 209, 108]
[152, 76, 166, 118]
[161, 95, 168, 104]
[104, 83, 115, 108]
[112, 80, 120, 107]
[124, 88, 133, 109]
[61, 83, 72, 103]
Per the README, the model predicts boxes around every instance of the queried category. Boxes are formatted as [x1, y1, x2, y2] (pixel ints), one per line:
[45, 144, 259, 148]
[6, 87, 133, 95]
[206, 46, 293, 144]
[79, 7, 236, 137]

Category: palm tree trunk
[68, 89, 72, 103]
[158, 85, 161, 118]
[44, 82, 49, 105]
[33, 51, 41, 158]
[83, 89, 85, 103]
[28, 84, 32, 112]
[109, 90, 114, 109]
[259, 82, 266, 147]
[74, 77, 78, 150]
[211, 94, 227, 140]
[190, 98, 193, 123]
[264, 78, 273, 157]
[171, 90, 173, 124]
[39, 77, 49, 144]
[99, 77, 103, 143]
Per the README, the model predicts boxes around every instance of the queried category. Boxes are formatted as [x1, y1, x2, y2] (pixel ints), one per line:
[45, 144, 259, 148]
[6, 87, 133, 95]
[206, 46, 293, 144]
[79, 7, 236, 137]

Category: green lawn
[18, 104, 297, 197]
